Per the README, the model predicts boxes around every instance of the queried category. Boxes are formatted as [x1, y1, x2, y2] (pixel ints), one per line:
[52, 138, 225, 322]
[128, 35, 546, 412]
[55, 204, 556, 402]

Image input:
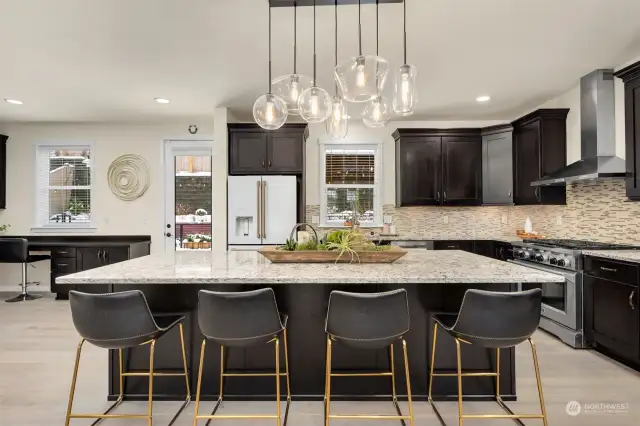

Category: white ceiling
[1, 0, 640, 122]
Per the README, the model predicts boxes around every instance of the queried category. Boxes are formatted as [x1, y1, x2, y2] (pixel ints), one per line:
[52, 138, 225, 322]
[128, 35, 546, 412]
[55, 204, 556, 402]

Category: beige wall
[0, 115, 229, 289]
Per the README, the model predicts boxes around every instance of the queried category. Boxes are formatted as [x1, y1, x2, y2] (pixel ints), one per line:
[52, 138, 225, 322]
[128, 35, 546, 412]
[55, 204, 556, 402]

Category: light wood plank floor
[1, 294, 639, 426]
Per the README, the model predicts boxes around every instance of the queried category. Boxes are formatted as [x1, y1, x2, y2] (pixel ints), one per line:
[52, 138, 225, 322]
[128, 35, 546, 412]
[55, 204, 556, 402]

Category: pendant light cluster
[254, 0, 417, 133]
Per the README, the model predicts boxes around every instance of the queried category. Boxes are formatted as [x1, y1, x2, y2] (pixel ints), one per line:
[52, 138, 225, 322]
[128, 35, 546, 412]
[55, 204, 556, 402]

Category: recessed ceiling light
[4, 99, 23, 105]
[154, 98, 170, 104]
[476, 95, 491, 103]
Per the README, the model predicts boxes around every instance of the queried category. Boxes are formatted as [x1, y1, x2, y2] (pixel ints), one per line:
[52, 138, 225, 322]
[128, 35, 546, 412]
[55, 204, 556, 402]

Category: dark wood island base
[103, 282, 518, 402]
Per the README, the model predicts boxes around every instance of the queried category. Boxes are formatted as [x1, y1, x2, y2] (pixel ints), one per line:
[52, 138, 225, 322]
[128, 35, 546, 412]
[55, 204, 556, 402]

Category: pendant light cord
[403, 0, 407, 64]
[358, 0, 362, 56]
[293, 2, 297, 74]
[268, 3, 272, 93]
[376, 0, 379, 56]
[313, 0, 317, 83]
[334, 0, 338, 95]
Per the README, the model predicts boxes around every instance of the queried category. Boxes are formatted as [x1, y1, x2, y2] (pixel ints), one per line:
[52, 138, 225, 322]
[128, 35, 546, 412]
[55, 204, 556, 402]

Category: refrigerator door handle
[262, 180, 267, 239]
[256, 180, 261, 238]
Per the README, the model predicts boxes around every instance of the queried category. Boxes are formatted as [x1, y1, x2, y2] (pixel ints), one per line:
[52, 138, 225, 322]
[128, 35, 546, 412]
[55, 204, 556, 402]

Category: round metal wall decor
[107, 154, 151, 201]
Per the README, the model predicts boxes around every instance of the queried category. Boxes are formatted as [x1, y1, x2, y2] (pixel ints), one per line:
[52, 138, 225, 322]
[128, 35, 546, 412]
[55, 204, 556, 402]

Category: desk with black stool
[0, 235, 151, 300]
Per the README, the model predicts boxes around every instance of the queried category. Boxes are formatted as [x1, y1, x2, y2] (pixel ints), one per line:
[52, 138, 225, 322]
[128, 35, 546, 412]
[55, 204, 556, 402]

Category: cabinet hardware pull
[268, 160, 272, 167]
[630, 291, 636, 310]
[436, 192, 440, 203]
[97, 249, 102, 261]
[262, 181, 267, 239]
[444, 192, 447, 202]
[535, 187, 540, 202]
[600, 266, 618, 273]
[508, 190, 511, 199]
[256, 181, 261, 238]
[102, 250, 108, 262]
[262, 159, 265, 167]
[58, 251, 68, 254]
[57, 263, 68, 267]
[447, 245, 457, 249]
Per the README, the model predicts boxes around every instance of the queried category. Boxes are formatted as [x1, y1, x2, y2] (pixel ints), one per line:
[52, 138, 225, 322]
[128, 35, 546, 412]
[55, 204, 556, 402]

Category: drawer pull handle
[57, 263, 68, 267]
[58, 251, 68, 254]
[447, 245, 457, 249]
[600, 266, 618, 273]
[630, 291, 636, 310]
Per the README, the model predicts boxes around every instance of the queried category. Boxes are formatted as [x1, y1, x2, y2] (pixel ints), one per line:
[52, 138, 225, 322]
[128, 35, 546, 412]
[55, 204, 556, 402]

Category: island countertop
[56, 250, 563, 284]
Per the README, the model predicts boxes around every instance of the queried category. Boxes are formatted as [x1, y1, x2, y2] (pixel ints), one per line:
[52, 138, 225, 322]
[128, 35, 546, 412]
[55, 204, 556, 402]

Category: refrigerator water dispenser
[235, 216, 253, 236]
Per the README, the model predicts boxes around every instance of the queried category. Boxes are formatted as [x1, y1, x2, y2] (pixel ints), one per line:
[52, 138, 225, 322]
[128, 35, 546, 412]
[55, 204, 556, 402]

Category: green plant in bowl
[280, 238, 298, 251]
[326, 231, 361, 263]
[296, 240, 317, 251]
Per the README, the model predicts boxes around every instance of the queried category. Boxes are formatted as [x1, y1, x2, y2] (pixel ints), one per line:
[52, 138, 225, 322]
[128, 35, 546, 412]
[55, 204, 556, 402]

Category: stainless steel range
[510, 239, 637, 348]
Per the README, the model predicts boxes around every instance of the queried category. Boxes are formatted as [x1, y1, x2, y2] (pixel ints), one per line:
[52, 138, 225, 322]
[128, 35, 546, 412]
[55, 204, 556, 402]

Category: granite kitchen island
[57, 250, 562, 402]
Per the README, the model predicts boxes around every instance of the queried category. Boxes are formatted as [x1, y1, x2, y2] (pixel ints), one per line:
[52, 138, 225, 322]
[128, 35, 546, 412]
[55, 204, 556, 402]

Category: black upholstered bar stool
[428, 288, 547, 426]
[65, 290, 191, 426]
[324, 289, 415, 426]
[0, 238, 51, 302]
[193, 288, 290, 426]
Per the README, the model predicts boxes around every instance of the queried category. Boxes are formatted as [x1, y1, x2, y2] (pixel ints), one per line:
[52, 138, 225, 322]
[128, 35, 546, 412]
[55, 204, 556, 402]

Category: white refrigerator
[228, 175, 297, 249]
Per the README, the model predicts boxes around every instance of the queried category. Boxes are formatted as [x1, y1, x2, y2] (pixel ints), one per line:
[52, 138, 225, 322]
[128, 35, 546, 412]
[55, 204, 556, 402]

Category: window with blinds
[35, 145, 92, 227]
[321, 145, 380, 226]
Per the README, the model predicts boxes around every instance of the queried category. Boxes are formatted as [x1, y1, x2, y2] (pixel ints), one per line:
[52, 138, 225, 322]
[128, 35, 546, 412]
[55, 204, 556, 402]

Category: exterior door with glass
[164, 141, 213, 252]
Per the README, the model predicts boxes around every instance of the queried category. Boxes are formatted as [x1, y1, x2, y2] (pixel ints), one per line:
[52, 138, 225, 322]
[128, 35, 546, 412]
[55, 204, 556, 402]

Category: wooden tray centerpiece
[259, 224, 407, 264]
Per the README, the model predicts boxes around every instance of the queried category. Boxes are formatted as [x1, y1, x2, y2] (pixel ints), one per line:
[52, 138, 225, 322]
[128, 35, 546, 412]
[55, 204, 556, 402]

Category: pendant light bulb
[392, 0, 417, 116]
[355, 58, 366, 88]
[253, 93, 288, 130]
[326, 96, 348, 139]
[362, 95, 391, 128]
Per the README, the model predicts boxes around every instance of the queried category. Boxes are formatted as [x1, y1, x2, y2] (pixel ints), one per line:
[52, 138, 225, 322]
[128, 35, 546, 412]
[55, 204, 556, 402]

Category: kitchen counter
[582, 249, 640, 263]
[57, 249, 561, 285]
[373, 235, 523, 243]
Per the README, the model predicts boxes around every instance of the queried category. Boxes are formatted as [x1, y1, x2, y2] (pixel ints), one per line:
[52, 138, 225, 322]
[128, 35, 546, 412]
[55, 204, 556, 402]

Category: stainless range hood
[531, 69, 625, 186]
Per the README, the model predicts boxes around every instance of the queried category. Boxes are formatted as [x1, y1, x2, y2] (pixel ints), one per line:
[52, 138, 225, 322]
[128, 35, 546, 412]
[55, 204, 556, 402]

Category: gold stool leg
[148, 339, 156, 426]
[282, 328, 292, 426]
[496, 347, 500, 398]
[530, 338, 549, 426]
[402, 339, 415, 426]
[428, 323, 438, 402]
[193, 339, 206, 426]
[65, 339, 85, 426]
[180, 323, 191, 399]
[455, 338, 464, 426]
[275, 337, 281, 426]
[324, 336, 332, 426]
[390, 344, 397, 401]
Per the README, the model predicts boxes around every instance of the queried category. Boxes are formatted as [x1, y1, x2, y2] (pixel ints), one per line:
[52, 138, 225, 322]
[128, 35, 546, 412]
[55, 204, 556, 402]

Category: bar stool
[193, 288, 290, 426]
[0, 238, 51, 302]
[428, 288, 547, 426]
[324, 289, 415, 426]
[65, 290, 191, 426]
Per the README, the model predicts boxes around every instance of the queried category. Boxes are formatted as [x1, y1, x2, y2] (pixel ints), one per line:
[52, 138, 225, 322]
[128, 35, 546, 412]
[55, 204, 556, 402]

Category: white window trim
[319, 140, 383, 228]
[32, 141, 97, 232]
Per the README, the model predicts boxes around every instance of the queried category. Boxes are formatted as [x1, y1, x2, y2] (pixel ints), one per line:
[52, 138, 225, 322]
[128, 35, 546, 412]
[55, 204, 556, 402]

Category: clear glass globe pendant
[362, 95, 391, 128]
[253, 93, 288, 130]
[298, 86, 332, 123]
[326, 95, 348, 139]
[272, 74, 313, 115]
[253, 4, 287, 130]
[335, 55, 389, 103]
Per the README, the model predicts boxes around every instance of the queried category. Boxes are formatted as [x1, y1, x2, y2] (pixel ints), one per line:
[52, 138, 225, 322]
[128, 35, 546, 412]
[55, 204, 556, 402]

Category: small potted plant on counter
[0, 224, 9, 235]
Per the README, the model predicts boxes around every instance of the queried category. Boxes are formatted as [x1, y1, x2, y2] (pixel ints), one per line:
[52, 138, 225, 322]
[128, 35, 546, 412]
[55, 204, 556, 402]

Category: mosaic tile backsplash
[306, 180, 640, 243]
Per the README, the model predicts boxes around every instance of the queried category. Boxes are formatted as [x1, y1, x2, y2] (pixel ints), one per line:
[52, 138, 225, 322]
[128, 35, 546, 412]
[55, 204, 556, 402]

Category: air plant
[326, 231, 361, 264]
[281, 238, 298, 251]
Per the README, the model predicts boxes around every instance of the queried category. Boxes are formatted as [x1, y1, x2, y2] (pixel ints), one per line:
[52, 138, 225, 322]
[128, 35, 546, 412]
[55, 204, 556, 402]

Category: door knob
[166, 232, 172, 237]
[166, 224, 172, 229]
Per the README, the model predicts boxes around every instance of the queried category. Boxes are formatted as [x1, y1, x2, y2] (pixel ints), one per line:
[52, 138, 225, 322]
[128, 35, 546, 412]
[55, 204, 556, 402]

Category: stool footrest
[329, 415, 412, 420]
[221, 372, 288, 377]
[331, 372, 393, 377]
[430, 371, 498, 377]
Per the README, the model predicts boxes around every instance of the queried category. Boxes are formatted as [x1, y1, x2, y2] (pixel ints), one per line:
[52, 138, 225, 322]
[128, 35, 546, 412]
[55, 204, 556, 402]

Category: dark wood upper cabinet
[441, 135, 482, 205]
[614, 61, 640, 200]
[482, 125, 513, 205]
[228, 124, 306, 175]
[0, 134, 6, 209]
[267, 132, 304, 173]
[395, 135, 441, 206]
[394, 129, 482, 206]
[512, 109, 568, 205]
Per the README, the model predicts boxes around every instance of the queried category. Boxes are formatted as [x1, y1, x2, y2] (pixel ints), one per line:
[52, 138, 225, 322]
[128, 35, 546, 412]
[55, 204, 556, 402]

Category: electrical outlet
[443, 215, 449, 225]
[312, 215, 320, 224]
[556, 215, 563, 225]
[501, 214, 508, 224]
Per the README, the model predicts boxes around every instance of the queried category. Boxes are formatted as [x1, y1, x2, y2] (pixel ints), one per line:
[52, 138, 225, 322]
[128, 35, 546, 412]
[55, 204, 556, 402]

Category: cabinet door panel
[267, 134, 303, 173]
[105, 247, 130, 265]
[585, 275, 639, 361]
[514, 122, 540, 204]
[229, 132, 267, 174]
[442, 136, 482, 205]
[625, 80, 640, 199]
[79, 247, 104, 271]
[482, 131, 513, 204]
[397, 137, 441, 206]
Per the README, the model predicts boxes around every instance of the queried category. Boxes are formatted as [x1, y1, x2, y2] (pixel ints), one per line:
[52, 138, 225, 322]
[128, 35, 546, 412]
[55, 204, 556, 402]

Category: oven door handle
[507, 259, 577, 282]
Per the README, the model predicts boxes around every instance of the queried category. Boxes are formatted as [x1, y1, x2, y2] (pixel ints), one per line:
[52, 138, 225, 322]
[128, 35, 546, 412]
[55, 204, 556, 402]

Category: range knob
[557, 259, 566, 267]
[535, 254, 544, 262]
[549, 258, 558, 265]
[521, 251, 531, 259]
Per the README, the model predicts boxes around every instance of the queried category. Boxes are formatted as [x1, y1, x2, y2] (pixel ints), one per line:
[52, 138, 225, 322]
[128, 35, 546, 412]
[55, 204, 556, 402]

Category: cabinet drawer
[52, 258, 77, 274]
[51, 247, 76, 258]
[434, 240, 474, 252]
[584, 256, 639, 284]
